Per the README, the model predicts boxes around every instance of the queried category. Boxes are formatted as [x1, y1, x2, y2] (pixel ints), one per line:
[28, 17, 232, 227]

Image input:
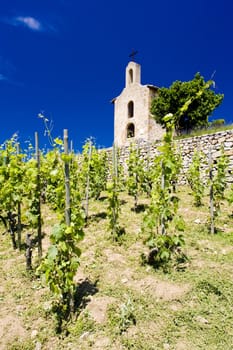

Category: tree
[151, 73, 224, 133]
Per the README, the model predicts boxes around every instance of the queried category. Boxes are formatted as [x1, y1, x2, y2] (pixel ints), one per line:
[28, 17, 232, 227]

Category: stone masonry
[105, 129, 233, 184]
[112, 61, 164, 146]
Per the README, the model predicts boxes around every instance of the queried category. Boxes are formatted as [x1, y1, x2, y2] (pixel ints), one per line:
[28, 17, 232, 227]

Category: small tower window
[129, 69, 133, 84]
[128, 101, 134, 118]
[127, 123, 135, 138]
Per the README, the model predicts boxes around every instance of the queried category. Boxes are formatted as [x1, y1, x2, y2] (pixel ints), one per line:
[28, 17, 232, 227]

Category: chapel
[112, 61, 164, 146]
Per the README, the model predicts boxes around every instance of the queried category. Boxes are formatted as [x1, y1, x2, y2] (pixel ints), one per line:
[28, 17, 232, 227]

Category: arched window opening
[127, 123, 135, 138]
[128, 101, 134, 118]
[129, 69, 133, 84]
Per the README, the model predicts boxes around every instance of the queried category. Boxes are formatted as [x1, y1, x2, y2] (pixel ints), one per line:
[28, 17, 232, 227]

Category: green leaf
[51, 224, 64, 242]
[47, 245, 58, 261]
[160, 250, 170, 261]
[54, 137, 63, 146]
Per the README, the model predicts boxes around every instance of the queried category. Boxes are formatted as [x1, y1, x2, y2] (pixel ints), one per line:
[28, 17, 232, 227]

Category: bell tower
[112, 61, 163, 146]
[126, 61, 141, 87]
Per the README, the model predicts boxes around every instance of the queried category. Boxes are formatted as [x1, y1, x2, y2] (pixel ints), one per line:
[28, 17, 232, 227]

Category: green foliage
[110, 146, 125, 191]
[0, 138, 25, 209]
[142, 114, 185, 268]
[142, 115, 182, 237]
[126, 143, 146, 209]
[107, 298, 136, 334]
[151, 73, 224, 133]
[0, 137, 25, 249]
[1, 165, 233, 349]
[187, 150, 205, 206]
[196, 280, 222, 297]
[146, 234, 187, 270]
[68, 311, 96, 337]
[0, 132, 86, 330]
[107, 182, 122, 240]
[38, 141, 84, 333]
[141, 156, 154, 196]
[213, 145, 229, 203]
[174, 123, 233, 141]
[38, 222, 83, 332]
[116, 298, 136, 333]
[107, 144, 123, 241]
[39, 146, 65, 212]
[24, 158, 42, 229]
[90, 148, 108, 199]
[210, 119, 225, 127]
[7, 339, 35, 350]
[208, 145, 229, 233]
[227, 183, 233, 206]
[143, 187, 181, 236]
[79, 139, 108, 201]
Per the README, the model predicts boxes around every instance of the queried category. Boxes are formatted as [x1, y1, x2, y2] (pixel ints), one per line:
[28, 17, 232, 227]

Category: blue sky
[0, 0, 232, 151]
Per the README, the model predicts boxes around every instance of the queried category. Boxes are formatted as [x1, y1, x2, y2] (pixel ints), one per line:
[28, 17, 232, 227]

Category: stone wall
[177, 130, 233, 183]
[106, 129, 233, 184]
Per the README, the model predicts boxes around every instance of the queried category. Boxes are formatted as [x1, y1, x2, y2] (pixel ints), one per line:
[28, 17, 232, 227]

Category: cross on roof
[129, 49, 138, 61]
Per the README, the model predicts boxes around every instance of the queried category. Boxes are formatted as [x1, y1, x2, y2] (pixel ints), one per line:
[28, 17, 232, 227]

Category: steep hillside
[0, 187, 233, 350]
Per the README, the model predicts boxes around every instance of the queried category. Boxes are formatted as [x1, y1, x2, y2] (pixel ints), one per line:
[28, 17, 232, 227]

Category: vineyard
[0, 123, 233, 349]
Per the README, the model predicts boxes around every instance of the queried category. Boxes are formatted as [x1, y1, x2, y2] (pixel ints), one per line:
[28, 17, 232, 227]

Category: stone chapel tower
[112, 61, 164, 146]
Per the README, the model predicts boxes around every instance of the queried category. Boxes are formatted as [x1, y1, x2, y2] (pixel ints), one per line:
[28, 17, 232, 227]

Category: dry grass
[174, 123, 233, 140]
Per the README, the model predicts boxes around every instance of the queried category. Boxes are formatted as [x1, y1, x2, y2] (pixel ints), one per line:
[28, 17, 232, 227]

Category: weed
[7, 339, 35, 350]
[107, 297, 136, 334]
[68, 311, 96, 337]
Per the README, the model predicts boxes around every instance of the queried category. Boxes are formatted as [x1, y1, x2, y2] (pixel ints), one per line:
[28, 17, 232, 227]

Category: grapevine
[126, 142, 146, 210]
[0, 136, 25, 250]
[187, 150, 205, 206]
[107, 144, 123, 241]
[209, 144, 229, 233]
[38, 131, 84, 332]
[142, 114, 185, 269]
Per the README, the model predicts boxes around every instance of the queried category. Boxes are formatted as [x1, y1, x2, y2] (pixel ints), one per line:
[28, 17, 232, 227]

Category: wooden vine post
[146, 144, 151, 196]
[26, 233, 33, 271]
[8, 212, 17, 250]
[161, 160, 165, 235]
[112, 143, 117, 227]
[16, 142, 22, 250]
[35, 132, 42, 260]
[64, 129, 71, 226]
[208, 147, 215, 234]
[70, 140, 73, 154]
[85, 140, 92, 222]
[63, 129, 73, 315]
[107, 142, 122, 240]
[4, 143, 17, 250]
[113, 143, 118, 183]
